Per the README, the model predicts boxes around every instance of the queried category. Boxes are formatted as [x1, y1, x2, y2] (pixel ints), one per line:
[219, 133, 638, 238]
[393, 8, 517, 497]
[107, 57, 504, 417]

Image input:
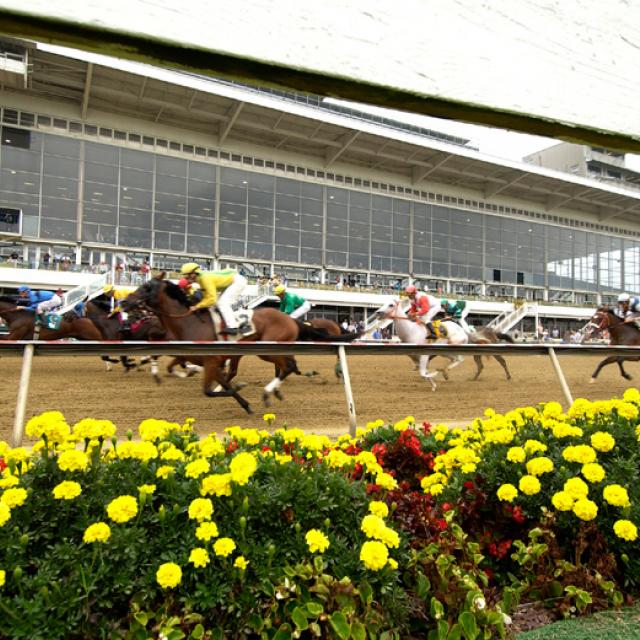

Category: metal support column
[12, 344, 35, 447]
[337, 345, 357, 436]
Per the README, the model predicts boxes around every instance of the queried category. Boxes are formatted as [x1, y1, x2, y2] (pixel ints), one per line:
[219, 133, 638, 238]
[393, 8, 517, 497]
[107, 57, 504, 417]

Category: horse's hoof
[244, 404, 254, 415]
[262, 393, 271, 406]
[274, 389, 284, 401]
[589, 378, 596, 384]
[625, 374, 633, 380]
[153, 375, 162, 386]
[234, 381, 248, 390]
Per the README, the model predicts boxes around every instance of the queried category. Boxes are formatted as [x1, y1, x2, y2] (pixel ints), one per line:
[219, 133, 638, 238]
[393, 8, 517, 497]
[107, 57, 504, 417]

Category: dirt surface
[1, 352, 638, 444]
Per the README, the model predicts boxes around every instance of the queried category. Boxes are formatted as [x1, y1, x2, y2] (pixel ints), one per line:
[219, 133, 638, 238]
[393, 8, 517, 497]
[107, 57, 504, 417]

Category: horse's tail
[328, 330, 361, 343]
[496, 332, 515, 343]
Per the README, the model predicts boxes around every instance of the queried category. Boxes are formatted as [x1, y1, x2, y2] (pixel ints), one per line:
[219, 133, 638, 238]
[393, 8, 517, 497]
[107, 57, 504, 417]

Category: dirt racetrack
[0, 352, 638, 443]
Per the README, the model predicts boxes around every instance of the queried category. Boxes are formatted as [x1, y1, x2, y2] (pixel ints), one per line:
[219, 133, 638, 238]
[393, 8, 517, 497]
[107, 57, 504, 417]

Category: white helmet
[618, 293, 630, 303]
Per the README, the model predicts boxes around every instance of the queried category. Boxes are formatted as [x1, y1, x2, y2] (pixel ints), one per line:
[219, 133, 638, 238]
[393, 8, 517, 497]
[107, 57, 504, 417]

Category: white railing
[487, 303, 529, 333]
[58, 273, 108, 313]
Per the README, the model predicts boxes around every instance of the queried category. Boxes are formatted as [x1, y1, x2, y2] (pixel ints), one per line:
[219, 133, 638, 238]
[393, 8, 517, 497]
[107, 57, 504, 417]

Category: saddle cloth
[210, 307, 255, 342]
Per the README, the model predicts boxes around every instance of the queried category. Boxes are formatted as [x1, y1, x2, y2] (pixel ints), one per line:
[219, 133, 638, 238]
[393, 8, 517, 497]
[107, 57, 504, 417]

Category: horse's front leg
[589, 356, 619, 383]
[418, 355, 437, 391]
[260, 356, 297, 404]
[203, 358, 252, 414]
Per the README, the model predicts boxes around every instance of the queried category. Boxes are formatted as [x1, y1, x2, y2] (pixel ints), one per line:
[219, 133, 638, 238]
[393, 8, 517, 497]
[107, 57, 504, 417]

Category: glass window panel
[1, 169, 40, 194]
[1, 147, 41, 172]
[119, 226, 152, 248]
[155, 192, 186, 213]
[275, 228, 299, 245]
[156, 156, 187, 177]
[247, 241, 273, 260]
[248, 207, 273, 226]
[300, 182, 322, 199]
[220, 167, 248, 187]
[372, 195, 392, 211]
[432, 248, 449, 262]
[413, 260, 430, 275]
[372, 210, 391, 227]
[349, 221, 369, 239]
[40, 217, 76, 240]
[433, 220, 449, 234]
[154, 230, 170, 250]
[188, 198, 214, 217]
[326, 234, 348, 251]
[170, 233, 185, 252]
[187, 216, 213, 237]
[220, 204, 246, 223]
[41, 196, 76, 220]
[371, 256, 390, 271]
[245, 172, 273, 191]
[82, 223, 116, 244]
[43, 156, 78, 179]
[431, 261, 449, 277]
[187, 234, 214, 255]
[327, 219, 347, 235]
[120, 209, 151, 228]
[248, 189, 274, 208]
[393, 228, 409, 244]
[120, 149, 153, 171]
[301, 248, 321, 264]
[392, 243, 409, 258]
[349, 253, 369, 269]
[156, 174, 187, 195]
[220, 184, 247, 204]
[413, 239, 431, 260]
[219, 220, 246, 239]
[42, 176, 78, 199]
[275, 245, 299, 261]
[393, 199, 410, 214]
[248, 225, 272, 243]
[327, 187, 348, 204]
[371, 240, 391, 257]
[276, 193, 300, 213]
[301, 198, 322, 216]
[43, 136, 80, 159]
[120, 187, 152, 210]
[300, 214, 322, 232]
[276, 177, 300, 196]
[275, 211, 300, 229]
[85, 142, 119, 165]
[121, 169, 152, 190]
[328, 203, 348, 220]
[349, 237, 368, 253]
[189, 161, 216, 182]
[433, 206, 450, 221]
[155, 212, 186, 233]
[371, 225, 391, 241]
[326, 251, 347, 267]
[350, 191, 371, 208]
[84, 181, 117, 205]
[83, 203, 117, 225]
[300, 232, 322, 249]
[22, 215, 38, 236]
[84, 162, 118, 184]
[349, 206, 370, 224]
[188, 180, 215, 200]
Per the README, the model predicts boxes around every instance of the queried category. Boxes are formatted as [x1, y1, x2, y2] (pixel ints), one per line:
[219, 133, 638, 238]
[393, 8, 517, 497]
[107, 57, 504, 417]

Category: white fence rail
[5, 340, 640, 447]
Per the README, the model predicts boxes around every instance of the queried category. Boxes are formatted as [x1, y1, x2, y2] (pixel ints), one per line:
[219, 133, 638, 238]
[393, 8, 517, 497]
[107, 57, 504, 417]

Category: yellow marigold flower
[526, 457, 554, 476]
[0, 476, 19, 489]
[375, 472, 398, 491]
[590, 432, 615, 453]
[156, 465, 175, 479]
[57, 450, 89, 472]
[73, 418, 116, 440]
[581, 463, 605, 483]
[0, 502, 11, 527]
[263, 413, 276, 424]
[156, 562, 182, 589]
[551, 491, 574, 511]
[573, 498, 598, 521]
[524, 440, 547, 455]
[195, 521, 219, 541]
[542, 401, 563, 418]
[603, 485, 631, 508]
[388, 558, 398, 570]
[324, 449, 353, 468]
[306, 529, 330, 553]
[189, 547, 210, 568]
[138, 484, 156, 495]
[614, 520, 638, 542]
[378, 526, 400, 549]
[552, 424, 584, 439]
[52, 481, 81, 500]
[429, 483, 444, 496]
[83, 522, 111, 543]
[623, 388, 640, 404]
[188, 498, 214, 522]
[234, 555, 249, 570]
[518, 475, 541, 496]
[393, 419, 409, 432]
[185, 458, 210, 479]
[1, 487, 27, 508]
[229, 452, 258, 486]
[200, 473, 233, 497]
[25, 411, 70, 443]
[562, 445, 597, 465]
[506, 447, 526, 463]
[497, 484, 518, 502]
[131, 441, 158, 463]
[567, 398, 592, 418]
[4, 448, 29, 465]
[360, 540, 389, 571]
[564, 477, 589, 500]
[369, 501, 389, 518]
[198, 436, 225, 458]
[160, 445, 185, 462]
[421, 473, 445, 490]
[616, 401, 639, 420]
[0, 569, 5, 587]
[139, 419, 179, 442]
[106, 495, 138, 523]
[361, 514, 386, 538]
[213, 537, 236, 557]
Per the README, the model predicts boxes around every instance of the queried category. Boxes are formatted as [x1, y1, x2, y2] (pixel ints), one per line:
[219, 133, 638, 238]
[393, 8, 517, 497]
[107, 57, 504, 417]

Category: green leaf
[314, 555, 324, 573]
[134, 612, 148, 627]
[359, 580, 373, 606]
[416, 573, 431, 599]
[447, 623, 461, 640]
[437, 620, 450, 640]
[430, 597, 445, 620]
[305, 601, 324, 617]
[166, 631, 186, 640]
[248, 614, 264, 632]
[351, 621, 366, 640]
[210, 628, 224, 640]
[189, 624, 204, 640]
[458, 611, 479, 640]
[291, 607, 309, 631]
[329, 612, 350, 640]
[273, 623, 292, 640]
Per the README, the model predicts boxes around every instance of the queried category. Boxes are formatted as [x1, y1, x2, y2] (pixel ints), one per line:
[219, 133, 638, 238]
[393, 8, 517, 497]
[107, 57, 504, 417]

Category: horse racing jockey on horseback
[405, 284, 442, 338]
[179, 263, 252, 336]
[616, 293, 640, 327]
[439, 298, 473, 333]
[15, 285, 62, 325]
[97, 284, 138, 334]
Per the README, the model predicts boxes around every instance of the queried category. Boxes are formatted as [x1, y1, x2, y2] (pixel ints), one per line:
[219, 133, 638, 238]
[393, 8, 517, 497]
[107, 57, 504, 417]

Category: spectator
[341, 318, 349, 332]
[9, 251, 18, 266]
[140, 259, 151, 281]
[372, 328, 382, 340]
[335, 277, 343, 291]
[42, 252, 51, 269]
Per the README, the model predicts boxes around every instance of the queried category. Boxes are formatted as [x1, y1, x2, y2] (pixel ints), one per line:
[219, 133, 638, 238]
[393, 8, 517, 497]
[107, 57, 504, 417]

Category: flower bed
[1, 392, 639, 638]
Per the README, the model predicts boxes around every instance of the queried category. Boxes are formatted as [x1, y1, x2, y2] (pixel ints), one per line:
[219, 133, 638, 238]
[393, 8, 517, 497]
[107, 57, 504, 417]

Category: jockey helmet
[180, 262, 201, 275]
[404, 284, 417, 295]
[17, 285, 30, 293]
[440, 298, 448, 307]
[274, 284, 286, 295]
[618, 293, 630, 303]
[103, 284, 114, 294]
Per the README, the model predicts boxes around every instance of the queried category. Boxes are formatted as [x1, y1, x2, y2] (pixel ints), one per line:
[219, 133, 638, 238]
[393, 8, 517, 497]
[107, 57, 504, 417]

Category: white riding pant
[216, 274, 247, 328]
[423, 304, 442, 323]
[36, 295, 62, 314]
[289, 300, 311, 319]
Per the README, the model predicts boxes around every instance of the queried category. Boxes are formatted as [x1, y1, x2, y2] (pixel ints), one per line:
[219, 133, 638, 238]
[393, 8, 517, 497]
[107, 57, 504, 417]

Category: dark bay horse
[585, 307, 640, 382]
[467, 327, 514, 381]
[0, 296, 102, 340]
[121, 277, 301, 413]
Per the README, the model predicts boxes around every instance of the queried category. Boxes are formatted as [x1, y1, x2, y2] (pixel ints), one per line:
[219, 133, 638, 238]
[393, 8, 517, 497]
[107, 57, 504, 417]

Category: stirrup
[221, 327, 240, 335]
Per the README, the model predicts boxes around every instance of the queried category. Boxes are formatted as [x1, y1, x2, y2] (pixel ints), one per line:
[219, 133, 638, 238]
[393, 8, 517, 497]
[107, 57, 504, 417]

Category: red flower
[226, 442, 238, 454]
[422, 421, 432, 433]
[463, 481, 474, 490]
[436, 519, 447, 531]
[0, 457, 6, 472]
[441, 503, 452, 512]
[512, 506, 526, 524]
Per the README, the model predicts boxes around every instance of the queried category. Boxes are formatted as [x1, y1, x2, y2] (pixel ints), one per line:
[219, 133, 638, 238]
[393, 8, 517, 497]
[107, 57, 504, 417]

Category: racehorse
[121, 276, 302, 413]
[0, 296, 102, 341]
[84, 300, 168, 382]
[457, 326, 514, 381]
[584, 306, 640, 382]
[371, 298, 476, 391]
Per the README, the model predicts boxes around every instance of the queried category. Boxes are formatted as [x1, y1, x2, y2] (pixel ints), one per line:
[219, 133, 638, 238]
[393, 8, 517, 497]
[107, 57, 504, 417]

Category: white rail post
[337, 345, 357, 436]
[547, 347, 573, 408]
[12, 343, 35, 447]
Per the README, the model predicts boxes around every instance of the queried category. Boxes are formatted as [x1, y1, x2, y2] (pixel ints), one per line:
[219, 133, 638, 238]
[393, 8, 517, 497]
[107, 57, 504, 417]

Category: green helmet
[440, 298, 448, 307]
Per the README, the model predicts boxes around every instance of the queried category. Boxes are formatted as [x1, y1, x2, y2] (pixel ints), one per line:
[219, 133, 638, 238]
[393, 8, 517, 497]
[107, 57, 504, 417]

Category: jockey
[405, 284, 442, 338]
[441, 298, 472, 332]
[180, 263, 251, 336]
[103, 284, 136, 331]
[617, 293, 640, 325]
[274, 284, 311, 319]
[15, 285, 61, 321]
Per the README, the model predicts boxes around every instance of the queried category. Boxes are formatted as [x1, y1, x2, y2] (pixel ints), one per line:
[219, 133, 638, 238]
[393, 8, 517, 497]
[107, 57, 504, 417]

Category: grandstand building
[0, 38, 640, 331]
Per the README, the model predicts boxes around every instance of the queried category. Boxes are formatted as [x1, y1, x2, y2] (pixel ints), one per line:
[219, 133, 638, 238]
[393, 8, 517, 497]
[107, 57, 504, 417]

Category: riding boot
[425, 322, 437, 339]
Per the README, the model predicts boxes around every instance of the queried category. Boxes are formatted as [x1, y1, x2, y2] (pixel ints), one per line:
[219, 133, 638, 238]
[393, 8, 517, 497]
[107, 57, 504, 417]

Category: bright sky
[328, 98, 640, 171]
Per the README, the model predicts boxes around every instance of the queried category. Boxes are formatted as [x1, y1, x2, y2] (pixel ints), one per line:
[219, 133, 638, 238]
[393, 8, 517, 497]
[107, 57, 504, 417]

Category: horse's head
[372, 298, 401, 320]
[583, 305, 617, 340]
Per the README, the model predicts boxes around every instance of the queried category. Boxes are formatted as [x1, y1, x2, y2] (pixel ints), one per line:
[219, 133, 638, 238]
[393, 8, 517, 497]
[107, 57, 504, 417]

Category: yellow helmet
[103, 284, 114, 294]
[180, 262, 201, 275]
[274, 284, 286, 295]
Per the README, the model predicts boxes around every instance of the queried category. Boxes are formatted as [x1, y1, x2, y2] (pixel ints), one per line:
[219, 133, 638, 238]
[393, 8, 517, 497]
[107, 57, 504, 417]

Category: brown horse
[585, 306, 640, 382]
[0, 296, 102, 340]
[121, 276, 301, 413]
[467, 327, 514, 381]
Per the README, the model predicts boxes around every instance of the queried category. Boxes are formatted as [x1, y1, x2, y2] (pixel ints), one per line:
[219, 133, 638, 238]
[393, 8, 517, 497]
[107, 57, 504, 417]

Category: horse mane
[0, 295, 18, 303]
[163, 280, 190, 307]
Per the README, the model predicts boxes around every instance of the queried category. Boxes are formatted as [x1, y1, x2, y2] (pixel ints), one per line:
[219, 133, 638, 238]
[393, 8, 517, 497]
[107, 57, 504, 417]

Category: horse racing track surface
[0, 352, 636, 442]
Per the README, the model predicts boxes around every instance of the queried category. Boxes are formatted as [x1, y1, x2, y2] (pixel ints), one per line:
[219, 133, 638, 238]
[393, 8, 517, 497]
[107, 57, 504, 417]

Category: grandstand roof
[6, 41, 640, 229]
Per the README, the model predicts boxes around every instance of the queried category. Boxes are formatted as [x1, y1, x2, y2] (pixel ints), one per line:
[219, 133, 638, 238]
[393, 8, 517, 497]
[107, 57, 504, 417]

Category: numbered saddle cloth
[210, 307, 255, 341]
